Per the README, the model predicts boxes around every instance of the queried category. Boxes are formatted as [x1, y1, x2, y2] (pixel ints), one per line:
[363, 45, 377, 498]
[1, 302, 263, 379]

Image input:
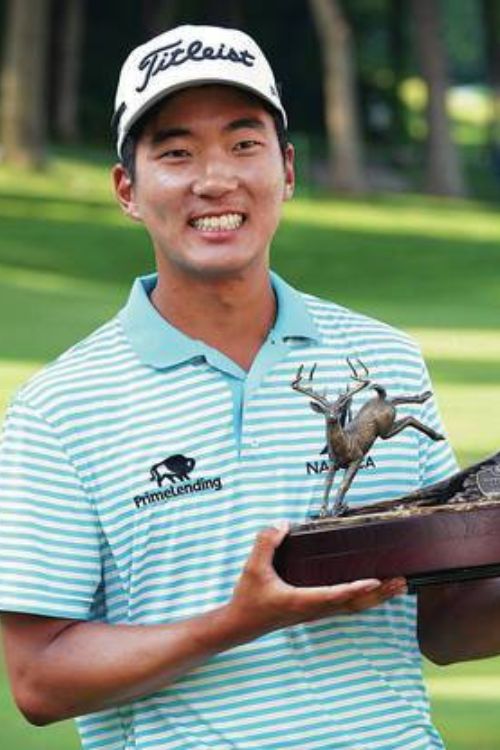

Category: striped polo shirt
[0, 272, 457, 750]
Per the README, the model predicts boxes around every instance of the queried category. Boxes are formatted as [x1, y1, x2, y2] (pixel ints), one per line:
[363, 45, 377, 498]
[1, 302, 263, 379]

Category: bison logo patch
[133, 453, 223, 509]
[150, 454, 196, 487]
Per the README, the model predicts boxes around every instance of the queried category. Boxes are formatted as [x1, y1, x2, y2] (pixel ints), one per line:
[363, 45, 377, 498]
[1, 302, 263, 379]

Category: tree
[409, 0, 466, 196]
[52, 0, 85, 143]
[308, 0, 367, 193]
[142, 0, 179, 36]
[1, 0, 52, 168]
[481, 0, 500, 178]
[387, 0, 409, 147]
[142, 0, 244, 34]
[198, 0, 245, 26]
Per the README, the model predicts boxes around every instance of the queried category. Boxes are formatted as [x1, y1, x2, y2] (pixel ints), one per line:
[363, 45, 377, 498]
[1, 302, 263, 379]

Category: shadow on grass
[0, 216, 148, 286]
[0, 194, 499, 362]
[0, 191, 113, 209]
[273, 222, 500, 330]
[0, 279, 126, 361]
[0, 213, 498, 300]
[426, 359, 500, 385]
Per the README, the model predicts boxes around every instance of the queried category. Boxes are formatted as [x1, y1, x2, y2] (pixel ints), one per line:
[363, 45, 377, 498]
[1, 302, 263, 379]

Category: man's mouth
[189, 213, 245, 232]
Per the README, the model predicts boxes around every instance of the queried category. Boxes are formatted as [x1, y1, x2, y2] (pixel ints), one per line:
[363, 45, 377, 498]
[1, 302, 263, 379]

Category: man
[1, 24, 498, 750]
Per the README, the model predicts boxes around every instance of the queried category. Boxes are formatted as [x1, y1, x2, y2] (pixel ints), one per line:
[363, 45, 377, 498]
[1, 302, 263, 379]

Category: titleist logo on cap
[113, 24, 287, 157]
[136, 39, 257, 93]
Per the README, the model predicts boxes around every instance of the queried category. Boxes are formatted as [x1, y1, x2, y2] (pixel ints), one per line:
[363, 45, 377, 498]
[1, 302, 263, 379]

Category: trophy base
[406, 563, 500, 592]
[274, 452, 500, 589]
[273, 502, 500, 591]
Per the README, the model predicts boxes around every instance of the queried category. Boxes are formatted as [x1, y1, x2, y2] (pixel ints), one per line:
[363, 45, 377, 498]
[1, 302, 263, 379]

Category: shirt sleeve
[0, 396, 102, 619]
[415, 355, 459, 487]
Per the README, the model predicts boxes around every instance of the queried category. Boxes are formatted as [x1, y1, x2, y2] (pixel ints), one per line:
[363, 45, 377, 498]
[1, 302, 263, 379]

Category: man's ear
[112, 164, 142, 222]
[283, 143, 295, 201]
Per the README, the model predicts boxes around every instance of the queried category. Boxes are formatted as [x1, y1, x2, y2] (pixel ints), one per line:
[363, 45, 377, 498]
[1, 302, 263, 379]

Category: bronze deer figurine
[292, 359, 444, 517]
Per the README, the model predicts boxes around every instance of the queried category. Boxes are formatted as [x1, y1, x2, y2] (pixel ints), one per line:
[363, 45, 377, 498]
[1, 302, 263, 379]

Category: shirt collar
[119, 271, 319, 369]
[270, 271, 318, 342]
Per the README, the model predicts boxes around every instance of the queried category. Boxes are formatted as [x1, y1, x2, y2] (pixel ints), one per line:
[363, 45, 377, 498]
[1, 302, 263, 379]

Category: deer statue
[291, 358, 445, 517]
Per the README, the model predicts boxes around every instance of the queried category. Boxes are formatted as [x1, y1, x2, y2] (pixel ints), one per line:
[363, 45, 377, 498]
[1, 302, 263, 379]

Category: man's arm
[417, 578, 500, 664]
[1, 523, 406, 726]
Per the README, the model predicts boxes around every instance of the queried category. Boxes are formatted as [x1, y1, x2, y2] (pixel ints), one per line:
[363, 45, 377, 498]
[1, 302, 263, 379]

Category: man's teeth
[191, 213, 244, 232]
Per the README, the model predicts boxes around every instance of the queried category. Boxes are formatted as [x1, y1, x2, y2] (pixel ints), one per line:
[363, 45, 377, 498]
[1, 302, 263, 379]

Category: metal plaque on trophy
[273, 360, 500, 592]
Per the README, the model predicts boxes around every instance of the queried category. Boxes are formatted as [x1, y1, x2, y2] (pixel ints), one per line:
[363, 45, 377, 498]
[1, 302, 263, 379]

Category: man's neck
[150, 269, 276, 371]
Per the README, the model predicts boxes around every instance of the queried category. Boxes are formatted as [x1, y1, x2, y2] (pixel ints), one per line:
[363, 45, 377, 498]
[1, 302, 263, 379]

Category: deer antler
[291, 364, 332, 410]
[332, 358, 371, 410]
[292, 359, 372, 415]
[347, 357, 369, 382]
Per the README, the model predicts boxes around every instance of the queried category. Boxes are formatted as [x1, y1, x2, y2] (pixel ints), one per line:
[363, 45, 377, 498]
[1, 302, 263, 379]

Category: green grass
[425, 657, 500, 748]
[0, 149, 499, 748]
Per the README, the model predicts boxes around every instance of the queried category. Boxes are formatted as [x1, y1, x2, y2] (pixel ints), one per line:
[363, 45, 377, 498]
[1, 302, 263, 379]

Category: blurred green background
[0, 147, 499, 749]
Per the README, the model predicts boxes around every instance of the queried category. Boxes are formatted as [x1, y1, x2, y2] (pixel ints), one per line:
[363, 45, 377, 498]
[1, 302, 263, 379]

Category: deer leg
[331, 458, 364, 516]
[319, 463, 337, 517]
[382, 416, 444, 441]
[390, 391, 431, 406]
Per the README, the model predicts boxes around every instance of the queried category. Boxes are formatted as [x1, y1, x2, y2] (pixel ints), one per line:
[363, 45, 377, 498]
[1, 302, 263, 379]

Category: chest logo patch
[150, 454, 196, 486]
[134, 453, 223, 509]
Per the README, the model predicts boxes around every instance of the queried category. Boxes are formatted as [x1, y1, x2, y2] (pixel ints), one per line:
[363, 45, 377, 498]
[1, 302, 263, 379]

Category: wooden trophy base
[274, 453, 500, 591]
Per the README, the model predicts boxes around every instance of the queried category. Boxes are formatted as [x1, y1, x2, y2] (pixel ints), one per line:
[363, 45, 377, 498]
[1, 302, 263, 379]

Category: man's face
[113, 85, 294, 281]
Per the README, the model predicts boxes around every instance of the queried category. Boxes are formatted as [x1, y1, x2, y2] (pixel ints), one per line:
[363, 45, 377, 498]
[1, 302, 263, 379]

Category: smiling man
[0, 24, 488, 750]
[113, 82, 294, 372]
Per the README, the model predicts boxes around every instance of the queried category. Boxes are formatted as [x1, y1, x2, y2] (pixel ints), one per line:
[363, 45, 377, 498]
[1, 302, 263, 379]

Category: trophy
[273, 359, 500, 592]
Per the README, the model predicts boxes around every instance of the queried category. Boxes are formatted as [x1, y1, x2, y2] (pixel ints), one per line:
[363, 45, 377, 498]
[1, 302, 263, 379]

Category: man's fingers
[242, 524, 407, 625]
[288, 576, 407, 616]
[341, 578, 407, 613]
[379, 578, 408, 598]
[269, 578, 383, 622]
[291, 578, 382, 607]
[247, 522, 290, 569]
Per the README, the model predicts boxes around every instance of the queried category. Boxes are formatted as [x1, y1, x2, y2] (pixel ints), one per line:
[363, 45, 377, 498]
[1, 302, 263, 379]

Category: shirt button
[250, 438, 260, 448]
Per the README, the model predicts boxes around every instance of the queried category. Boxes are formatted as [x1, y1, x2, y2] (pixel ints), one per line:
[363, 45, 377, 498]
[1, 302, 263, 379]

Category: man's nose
[191, 158, 239, 198]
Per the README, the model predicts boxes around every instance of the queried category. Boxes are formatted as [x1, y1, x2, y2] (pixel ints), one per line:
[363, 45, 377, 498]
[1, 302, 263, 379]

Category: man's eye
[234, 139, 261, 152]
[162, 148, 191, 159]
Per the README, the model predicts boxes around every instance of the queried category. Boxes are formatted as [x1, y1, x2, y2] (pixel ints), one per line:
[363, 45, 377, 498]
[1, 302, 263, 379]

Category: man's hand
[1, 522, 406, 726]
[226, 521, 407, 641]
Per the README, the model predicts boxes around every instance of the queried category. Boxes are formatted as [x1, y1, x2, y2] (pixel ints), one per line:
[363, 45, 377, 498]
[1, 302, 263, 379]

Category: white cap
[113, 24, 287, 159]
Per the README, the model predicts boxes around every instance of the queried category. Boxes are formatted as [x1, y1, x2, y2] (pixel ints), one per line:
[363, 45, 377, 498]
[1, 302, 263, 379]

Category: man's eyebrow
[225, 117, 266, 133]
[149, 127, 192, 146]
[148, 118, 266, 146]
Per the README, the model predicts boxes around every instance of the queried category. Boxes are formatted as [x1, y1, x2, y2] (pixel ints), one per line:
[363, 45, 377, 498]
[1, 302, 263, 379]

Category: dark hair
[118, 91, 288, 182]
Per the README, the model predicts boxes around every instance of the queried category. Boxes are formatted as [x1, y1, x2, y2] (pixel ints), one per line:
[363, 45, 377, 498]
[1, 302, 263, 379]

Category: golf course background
[0, 149, 499, 748]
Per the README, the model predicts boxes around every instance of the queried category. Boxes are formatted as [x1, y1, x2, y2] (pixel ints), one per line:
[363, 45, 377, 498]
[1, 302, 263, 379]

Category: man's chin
[177, 255, 263, 281]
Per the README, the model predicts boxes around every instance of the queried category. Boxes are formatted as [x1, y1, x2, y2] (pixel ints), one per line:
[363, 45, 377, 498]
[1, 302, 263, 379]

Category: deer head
[291, 359, 371, 420]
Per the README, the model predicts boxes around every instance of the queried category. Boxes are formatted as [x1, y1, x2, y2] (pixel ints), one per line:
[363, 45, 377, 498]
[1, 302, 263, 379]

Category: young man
[1, 24, 499, 750]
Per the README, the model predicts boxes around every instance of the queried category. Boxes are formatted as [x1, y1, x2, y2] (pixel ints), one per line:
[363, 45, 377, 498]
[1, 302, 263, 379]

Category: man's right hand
[0, 522, 406, 726]
[225, 521, 407, 641]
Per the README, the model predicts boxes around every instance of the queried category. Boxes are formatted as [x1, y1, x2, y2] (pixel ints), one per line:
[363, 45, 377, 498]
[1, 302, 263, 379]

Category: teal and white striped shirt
[0, 272, 457, 749]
